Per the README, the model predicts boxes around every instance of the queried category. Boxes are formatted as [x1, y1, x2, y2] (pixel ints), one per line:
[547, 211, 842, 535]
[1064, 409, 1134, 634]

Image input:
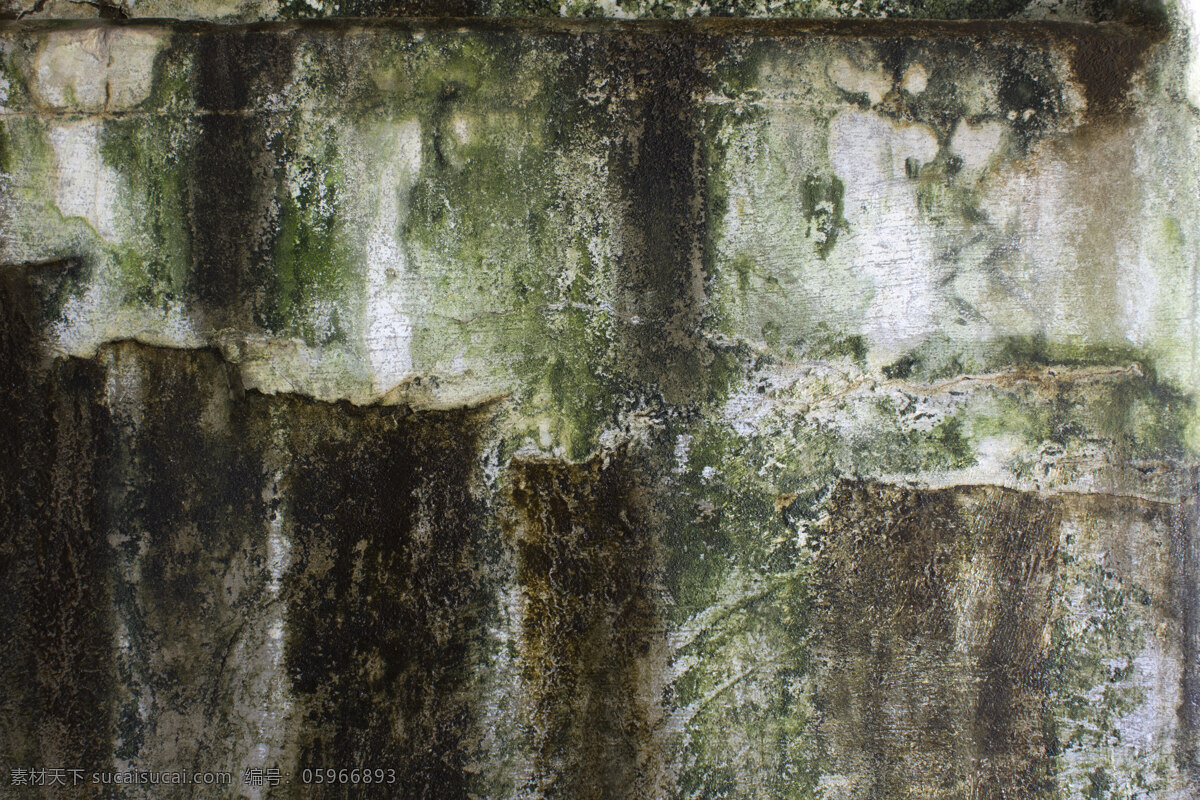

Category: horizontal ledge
[0, 16, 1168, 43]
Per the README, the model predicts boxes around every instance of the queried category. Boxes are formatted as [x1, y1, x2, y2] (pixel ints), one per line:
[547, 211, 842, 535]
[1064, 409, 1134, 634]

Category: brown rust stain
[506, 446, 666, 800]
[814, 480, 1062, 800]
[1064, 22, 1161, 117]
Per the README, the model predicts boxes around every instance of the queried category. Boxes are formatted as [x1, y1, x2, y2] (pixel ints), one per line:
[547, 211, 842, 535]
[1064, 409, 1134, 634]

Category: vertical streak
[1175, 470, 1200, 790]
[241, 410, 295, 800]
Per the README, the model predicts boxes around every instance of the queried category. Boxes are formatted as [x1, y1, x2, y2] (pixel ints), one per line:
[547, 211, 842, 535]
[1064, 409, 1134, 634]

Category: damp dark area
[1, 261, 113, 800]
[1065, 22, 1160, 114]
[813, 480, 1200, 798]
[98, 342, 267, 778]
[506, 448, 663, 800]
[277, 395, 493, 800]
[189, 31, 297, 329]
[813, 481, 1060, 800]
[552, 31, 724, 411]
[612, 37, 714, 408]
[1176, 477, 1200, 784]
[0, 302, 500, 798]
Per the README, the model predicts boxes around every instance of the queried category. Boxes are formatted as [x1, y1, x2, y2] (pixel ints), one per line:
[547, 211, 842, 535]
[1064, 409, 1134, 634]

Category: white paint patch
[49, 120, 123, 241]
[828, 58, 892, 106]
[949, 120, 1005, 171]
[901, 63, 928, 95]
[672, 433, 693, 473]
[720, 381, 772, 437]
[451, 112, 472, 145]
[363, 120, 422, 395]
[106, 30, 163, 109]
[967, 434, 1025, 484]
[34, 31, 105, 109]
[32, 28, 162, 112]
[1120, 639, 1181, 753]
[103, 348, 146, 428]
[265, 472, 290, 598]
[580, 0, 635, 18]
[1121, 227, 1158, 347]
[829, 110, 940, 351]
[51, 290, 201, 362]
[1185, 0, 1200, 109]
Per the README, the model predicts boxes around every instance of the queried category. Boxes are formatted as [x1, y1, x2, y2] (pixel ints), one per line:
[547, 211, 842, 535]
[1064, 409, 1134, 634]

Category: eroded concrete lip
[0, 18, 1162, 124]
[0, 15, 1172, 34]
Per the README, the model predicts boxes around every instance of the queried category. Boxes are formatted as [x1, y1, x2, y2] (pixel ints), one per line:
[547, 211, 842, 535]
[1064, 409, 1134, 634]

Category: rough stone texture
[277, 394, 493, 800]
[1, 5, 1199, 800]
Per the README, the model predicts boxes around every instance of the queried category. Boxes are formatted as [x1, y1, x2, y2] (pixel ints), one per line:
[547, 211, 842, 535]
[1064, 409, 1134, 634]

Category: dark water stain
[277, 395, 492, 800]
[95, 341, 268, 789]
[970, 489, 1061, 800]
[188, 30, 296, 328]
[559, 32, 721, 410]
[0, 261, 113, 799]
[506, 447, 664, 800]
[1172, 474, 1200, 789]
[815, 479, 1198, 797]
[1, 314, 499, 798]
[813, 480, 1061, 800]
[1065, 22, 1160, 117]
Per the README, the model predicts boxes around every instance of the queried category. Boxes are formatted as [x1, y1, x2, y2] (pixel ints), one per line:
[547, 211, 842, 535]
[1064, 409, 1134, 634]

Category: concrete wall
[1, 2, 1199, 799]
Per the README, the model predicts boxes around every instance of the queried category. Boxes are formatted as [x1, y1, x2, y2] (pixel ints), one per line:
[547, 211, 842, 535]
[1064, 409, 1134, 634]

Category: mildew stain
[0, 260, 113, 796]
[506, 446, 667, 800]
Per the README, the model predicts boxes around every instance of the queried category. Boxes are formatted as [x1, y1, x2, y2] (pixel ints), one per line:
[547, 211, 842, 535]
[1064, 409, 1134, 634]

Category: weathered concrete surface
[507, 449, 665, 800]
[1, 259, 111, 800]
[0, 0, 1175, 23]
[813, 481, 1198, 799]
[0, 9, 1198, 800]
